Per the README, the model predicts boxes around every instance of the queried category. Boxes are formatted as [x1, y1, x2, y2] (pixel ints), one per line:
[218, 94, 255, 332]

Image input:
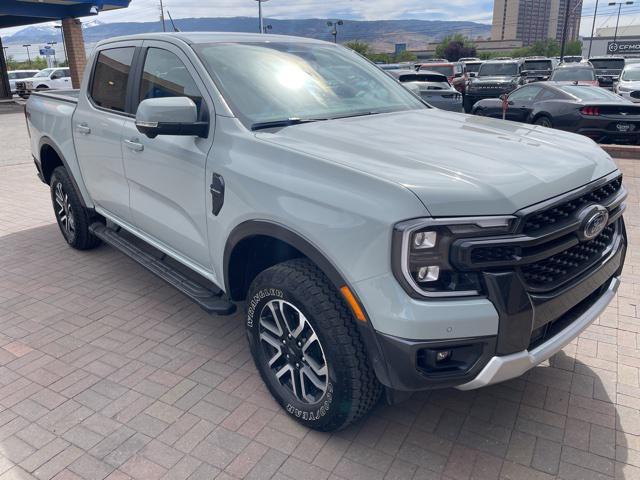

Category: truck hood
[257, 109, 617, 217]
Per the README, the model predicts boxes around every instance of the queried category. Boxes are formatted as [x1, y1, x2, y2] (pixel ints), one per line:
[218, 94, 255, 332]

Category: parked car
[458, 57, 481, 63]
[472, 82, 640, 144]
[589, 56, 625, 89]
[561, 56, 583, 63]
[522, 58, 554, 83]
[548, 63, 599, 86]
[615, 64, 640, 102]
[7, 70, 39, 94]
[15, 67, 72, 98]
[463, 59, 524, 112]
[416, 62, 463, 84]
[389, 70, 462, 112]
[26, 33, 626, 431]
[379, 63, 410, 71]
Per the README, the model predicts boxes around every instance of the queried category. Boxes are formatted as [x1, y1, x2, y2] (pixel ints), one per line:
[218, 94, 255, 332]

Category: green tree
[393, 50, 417, 62]
[7, 55, 48, 71]
[565, 39, 583, 56]
[344, 40, 370, 57]
[435, 34, 477, 61]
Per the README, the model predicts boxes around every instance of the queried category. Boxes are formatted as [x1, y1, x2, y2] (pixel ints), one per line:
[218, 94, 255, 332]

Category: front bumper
[458, 275, 619, 390]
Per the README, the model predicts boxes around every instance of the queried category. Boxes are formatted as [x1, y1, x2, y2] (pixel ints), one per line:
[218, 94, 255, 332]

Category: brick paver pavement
[1, 110, 640, 478]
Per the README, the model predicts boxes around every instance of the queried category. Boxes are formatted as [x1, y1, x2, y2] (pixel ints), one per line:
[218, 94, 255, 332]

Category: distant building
[582, 25, 640, 58]
[491, 0, 582, 46]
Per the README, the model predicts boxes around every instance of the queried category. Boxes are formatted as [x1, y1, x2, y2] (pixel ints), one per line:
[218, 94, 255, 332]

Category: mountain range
[3, 17, 492, 52]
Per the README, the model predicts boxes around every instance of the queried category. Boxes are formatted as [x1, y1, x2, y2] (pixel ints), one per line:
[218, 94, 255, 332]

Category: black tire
[475, 108, 485, 116]
[246, 259, 382, 431]
[534, 115, 553, 128]
[50, 167, 101, 250]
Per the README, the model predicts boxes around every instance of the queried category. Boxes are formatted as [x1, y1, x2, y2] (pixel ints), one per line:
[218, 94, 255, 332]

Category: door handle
[75, 124, 91, 135]
[124, 139, 144, 152]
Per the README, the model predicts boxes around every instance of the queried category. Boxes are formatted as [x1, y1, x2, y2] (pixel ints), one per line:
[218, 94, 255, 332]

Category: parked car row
[8, 67, 72, 98]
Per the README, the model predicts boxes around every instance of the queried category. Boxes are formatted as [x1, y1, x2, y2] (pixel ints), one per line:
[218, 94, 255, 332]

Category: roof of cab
[97, 31, 330, 48]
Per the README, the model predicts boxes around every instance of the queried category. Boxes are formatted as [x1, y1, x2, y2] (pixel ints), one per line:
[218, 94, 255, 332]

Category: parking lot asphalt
[1, 113, 640, 480]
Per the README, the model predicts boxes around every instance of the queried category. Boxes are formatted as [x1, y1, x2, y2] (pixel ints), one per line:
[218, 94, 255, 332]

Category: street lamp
[609, 1, 634, 44]
[255, 0, 270, 34]
[22, 44, 32, 67]
[327, 20, 343, 43]
[54, 25, 68, 66]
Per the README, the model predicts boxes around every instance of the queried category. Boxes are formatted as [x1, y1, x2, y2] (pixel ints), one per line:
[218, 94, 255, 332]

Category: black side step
[90, 223, 236, 315]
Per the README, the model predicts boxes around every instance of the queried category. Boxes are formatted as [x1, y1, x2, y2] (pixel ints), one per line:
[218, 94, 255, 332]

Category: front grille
[520, 224, 616, 289]
[523, 177, 622, 235]
[471, 245, 517, 264]
[16, 82, 25, 90]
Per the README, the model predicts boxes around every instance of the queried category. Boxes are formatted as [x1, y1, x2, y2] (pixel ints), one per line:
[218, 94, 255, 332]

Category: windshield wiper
[251, 118, 327, 131]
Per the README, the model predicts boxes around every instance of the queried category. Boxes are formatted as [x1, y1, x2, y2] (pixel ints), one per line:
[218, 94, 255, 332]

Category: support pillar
[62, 18, 86, 89]
[0, 37, 11, 99]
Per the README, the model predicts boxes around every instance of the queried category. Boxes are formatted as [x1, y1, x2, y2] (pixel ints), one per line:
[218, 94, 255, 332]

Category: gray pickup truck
[26, 32, 627, 431]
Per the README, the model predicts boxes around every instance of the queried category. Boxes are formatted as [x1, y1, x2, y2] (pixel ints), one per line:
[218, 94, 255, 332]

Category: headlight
[26, 82, 33, 88]
[392, 217, 515, 298]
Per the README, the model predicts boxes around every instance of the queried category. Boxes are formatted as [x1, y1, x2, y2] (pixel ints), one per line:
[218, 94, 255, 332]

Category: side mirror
[135, 97, 208, 139]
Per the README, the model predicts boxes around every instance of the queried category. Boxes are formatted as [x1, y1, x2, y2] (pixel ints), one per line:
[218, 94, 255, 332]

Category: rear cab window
[89, 47, 136, 113]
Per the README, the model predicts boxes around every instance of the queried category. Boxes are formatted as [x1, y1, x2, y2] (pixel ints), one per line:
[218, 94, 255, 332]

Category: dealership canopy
[0, 0, 130, 29]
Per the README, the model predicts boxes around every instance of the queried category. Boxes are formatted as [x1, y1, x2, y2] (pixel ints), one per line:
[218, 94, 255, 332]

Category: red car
[416, 62, 462, 85]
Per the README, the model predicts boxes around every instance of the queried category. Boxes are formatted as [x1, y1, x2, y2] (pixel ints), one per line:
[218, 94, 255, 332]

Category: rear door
[73, 42, 140, 222]
[51, 69, 71, 89]
[121, 40, 215, 270]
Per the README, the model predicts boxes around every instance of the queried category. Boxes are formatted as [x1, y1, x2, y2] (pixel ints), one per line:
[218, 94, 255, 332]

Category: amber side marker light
[340, 286, 367, 323]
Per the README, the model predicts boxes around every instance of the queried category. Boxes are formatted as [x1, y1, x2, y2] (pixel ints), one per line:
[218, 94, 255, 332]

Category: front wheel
[246, 259, 382, 431]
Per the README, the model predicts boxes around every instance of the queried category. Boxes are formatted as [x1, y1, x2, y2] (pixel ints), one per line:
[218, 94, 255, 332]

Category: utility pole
[159, 0, 166, 32]
[609, 1, 634, 44]
[255, 0, 270, 34]
[327, 20, 343, 43]
[560, 0, 582, 62]
[588, 0, 599, 58]
[23, 44, 32, 67]
[54, 25, 67, 66]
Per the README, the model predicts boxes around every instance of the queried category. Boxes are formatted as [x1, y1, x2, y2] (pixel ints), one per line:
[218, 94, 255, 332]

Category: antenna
[167, 10, 180, 32]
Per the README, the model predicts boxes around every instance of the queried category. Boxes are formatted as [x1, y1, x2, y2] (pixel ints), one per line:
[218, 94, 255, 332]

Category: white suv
[15, 68, 72, 98]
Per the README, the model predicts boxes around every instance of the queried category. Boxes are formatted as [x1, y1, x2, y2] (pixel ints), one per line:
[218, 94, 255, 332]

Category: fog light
[436, 350, 451, 362]
[417, 266, 440, 282]
[413, 231, 437, 249]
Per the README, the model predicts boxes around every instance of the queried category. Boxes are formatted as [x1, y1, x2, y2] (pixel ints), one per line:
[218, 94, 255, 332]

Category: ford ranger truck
[26, 33, 627, 432]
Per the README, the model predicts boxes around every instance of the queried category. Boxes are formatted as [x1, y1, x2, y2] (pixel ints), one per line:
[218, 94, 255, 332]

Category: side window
[138, 48, 203, 116]
[509, 85, 543, 102]
[89, 47, 136, 113]
[538, 89, 560, 101]
[52, 70, 65, 79]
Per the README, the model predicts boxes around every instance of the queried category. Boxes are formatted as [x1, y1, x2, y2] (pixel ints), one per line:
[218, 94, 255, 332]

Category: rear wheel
[534, 115, 553, 128]
[246, 259, 382, 431]
[50, 167, 101, 250]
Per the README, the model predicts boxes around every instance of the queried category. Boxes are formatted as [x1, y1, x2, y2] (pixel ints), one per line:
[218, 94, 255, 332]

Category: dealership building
[582, 25, 640, 57]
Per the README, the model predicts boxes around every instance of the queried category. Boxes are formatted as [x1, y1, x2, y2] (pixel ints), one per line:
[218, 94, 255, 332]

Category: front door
[121, 41, 215, 270]
[73, 44, 139, 222]
[51, 69, 71, 89]
[505, 84, 543, 122]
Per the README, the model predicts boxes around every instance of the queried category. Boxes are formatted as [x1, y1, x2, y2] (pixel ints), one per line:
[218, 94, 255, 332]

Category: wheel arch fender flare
[38, 136, 90, 208]
[223, 219, 394, 387]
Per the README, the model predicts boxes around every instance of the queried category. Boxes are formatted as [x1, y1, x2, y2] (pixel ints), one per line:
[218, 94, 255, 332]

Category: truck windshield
[419, 65, 453, 76]
[34, 69, 53, 78]
[550, 68, 596, 81]
[194, 42, 426, 128]
[590, 59, 625, 70]
[622, 68, 640, 81]
[477, 63, 518, 76]
[523, 61, 552, 71]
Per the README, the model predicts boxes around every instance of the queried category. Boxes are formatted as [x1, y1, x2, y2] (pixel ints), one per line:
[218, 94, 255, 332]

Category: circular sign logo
[578, 205, 609, 241]
[609, 42, 619, 53]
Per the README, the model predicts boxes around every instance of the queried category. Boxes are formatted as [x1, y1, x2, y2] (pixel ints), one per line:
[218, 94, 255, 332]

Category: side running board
[89, 223, 236, 315]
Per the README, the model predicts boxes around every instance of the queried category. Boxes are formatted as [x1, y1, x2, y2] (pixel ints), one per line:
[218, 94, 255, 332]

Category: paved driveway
[1, 110, 640, 479]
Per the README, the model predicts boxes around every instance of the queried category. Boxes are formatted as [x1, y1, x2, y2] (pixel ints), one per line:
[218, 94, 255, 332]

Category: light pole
[54, 25, 67, 66]
[255, 0, 271, 34]
[327, 20, 343, 43]
[560, 0, 583, 62]
[609, 1, 634, 44]
[22, 44, 32, 67]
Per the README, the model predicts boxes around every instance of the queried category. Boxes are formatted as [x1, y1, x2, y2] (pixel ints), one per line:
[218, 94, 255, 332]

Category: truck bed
[31, 89, 80, 104]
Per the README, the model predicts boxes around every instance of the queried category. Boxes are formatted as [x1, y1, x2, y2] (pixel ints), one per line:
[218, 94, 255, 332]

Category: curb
[601, 145, 640, 160]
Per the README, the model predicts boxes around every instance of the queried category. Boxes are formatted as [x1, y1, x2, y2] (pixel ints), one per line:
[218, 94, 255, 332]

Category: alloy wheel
[55, 182, 75, 238]
[258, 299, 328, 404]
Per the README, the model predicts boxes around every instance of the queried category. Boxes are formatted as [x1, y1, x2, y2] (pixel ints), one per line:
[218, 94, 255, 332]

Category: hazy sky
[2, 0, 640, 37]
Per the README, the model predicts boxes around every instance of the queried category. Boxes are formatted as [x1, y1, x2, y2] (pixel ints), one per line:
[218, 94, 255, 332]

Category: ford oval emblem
[578, 205, 609, 241]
